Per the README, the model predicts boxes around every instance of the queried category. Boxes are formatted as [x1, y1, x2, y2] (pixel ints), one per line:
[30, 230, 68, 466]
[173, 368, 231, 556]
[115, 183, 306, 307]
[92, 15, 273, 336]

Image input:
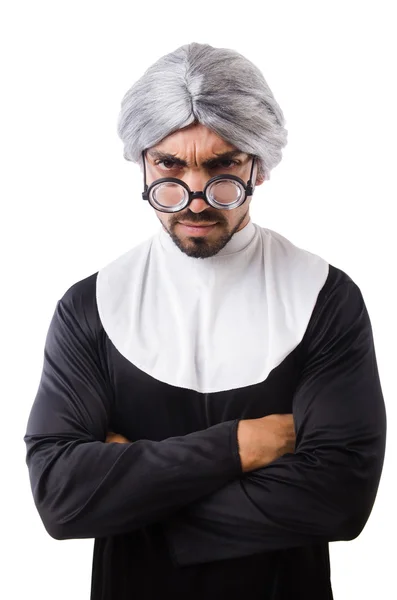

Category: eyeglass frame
[141, 150, 256, 213]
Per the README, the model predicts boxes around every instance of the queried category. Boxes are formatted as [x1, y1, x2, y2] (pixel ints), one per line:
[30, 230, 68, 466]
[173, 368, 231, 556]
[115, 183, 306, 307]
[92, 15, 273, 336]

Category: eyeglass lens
[150, 179, 243, 209]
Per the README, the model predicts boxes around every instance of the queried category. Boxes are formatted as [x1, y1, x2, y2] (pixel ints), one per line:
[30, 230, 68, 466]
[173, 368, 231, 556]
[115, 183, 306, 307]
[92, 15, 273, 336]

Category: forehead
[150, 123, 242, 163]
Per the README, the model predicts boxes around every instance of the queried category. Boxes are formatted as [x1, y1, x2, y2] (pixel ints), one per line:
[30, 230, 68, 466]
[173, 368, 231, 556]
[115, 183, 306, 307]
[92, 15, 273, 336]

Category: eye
[211, 159, 239, 169]
[155, 159, 179, 170]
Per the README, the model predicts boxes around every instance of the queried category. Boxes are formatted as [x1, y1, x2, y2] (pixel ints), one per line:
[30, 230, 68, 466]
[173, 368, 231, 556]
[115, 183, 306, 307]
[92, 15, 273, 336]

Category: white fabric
[96, 219, 329, 393]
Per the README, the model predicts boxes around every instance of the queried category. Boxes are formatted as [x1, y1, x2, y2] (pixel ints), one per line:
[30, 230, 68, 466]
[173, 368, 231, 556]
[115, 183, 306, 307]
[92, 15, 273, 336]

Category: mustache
[174, 213, 222, 226]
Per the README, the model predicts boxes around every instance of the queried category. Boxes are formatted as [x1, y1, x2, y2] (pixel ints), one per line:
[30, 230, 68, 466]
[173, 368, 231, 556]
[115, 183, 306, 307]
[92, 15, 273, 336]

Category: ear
[255, 172, 266, 186]
[253, 161, 266, 187]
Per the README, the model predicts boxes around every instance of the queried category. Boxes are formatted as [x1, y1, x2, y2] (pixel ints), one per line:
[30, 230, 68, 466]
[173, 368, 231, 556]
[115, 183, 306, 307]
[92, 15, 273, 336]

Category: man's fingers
[105, 432, 130, 444]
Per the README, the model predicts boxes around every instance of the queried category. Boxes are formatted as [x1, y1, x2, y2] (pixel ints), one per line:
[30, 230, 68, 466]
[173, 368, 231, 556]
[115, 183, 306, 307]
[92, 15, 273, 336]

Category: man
[24, 42, 386, 600]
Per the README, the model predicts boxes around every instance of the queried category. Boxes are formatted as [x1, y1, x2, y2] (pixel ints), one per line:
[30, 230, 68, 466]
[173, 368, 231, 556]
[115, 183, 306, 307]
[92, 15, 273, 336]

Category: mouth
[178, 222, 218, 236]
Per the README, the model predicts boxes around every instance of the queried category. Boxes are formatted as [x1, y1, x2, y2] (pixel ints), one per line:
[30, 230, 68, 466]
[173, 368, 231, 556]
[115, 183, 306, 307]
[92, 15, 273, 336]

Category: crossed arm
[24, 290, 293, 540]
[24, 280, 386, 564]
[159, 281, 387, 565]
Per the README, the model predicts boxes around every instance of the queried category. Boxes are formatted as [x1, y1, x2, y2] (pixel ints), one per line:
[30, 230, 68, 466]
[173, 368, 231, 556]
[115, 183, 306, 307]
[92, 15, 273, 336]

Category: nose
[182, 170, 212, 213]
[187, 197, 210, 213]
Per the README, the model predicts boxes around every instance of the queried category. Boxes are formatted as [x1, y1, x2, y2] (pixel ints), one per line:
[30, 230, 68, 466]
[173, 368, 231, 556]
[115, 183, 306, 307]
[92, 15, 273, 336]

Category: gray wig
[117, 43, 287, 180]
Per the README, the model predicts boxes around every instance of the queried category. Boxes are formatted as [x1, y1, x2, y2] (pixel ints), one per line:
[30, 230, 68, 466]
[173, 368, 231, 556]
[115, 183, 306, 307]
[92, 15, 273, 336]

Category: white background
[1, 1, 395, 598]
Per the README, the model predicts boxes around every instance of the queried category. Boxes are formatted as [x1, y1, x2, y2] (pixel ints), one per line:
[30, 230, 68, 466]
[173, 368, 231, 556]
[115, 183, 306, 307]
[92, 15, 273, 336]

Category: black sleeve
[163, 280, 387, 566]
[23, 281, 242, 541]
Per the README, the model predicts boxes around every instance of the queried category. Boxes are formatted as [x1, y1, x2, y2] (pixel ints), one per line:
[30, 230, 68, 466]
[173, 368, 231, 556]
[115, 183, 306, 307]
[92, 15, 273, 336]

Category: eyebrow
[147, 149, 245, 168]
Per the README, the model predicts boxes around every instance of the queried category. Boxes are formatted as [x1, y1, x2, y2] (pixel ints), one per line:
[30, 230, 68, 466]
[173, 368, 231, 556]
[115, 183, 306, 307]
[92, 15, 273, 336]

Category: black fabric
[24, 264, 386, 599]
[163, 275, 386, 564]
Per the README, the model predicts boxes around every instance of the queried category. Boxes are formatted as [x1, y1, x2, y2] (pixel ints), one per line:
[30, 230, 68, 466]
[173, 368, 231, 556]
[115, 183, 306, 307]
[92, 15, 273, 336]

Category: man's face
[144, 123, 264, 258]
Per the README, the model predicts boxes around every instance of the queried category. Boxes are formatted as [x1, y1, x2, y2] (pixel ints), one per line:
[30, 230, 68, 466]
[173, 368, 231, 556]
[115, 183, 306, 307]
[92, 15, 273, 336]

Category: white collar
[96, 220, 329, 393]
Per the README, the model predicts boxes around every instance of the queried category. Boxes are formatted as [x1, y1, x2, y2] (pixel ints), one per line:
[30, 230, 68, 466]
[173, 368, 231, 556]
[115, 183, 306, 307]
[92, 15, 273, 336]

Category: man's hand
[237, 414, 296, 473]
[106, 413, 296, 472]
[105, 431, 130, 444]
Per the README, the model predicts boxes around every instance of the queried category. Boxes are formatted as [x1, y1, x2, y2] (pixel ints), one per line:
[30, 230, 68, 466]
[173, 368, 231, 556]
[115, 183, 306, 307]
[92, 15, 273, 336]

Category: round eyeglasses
[141, 151, 256, 213]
